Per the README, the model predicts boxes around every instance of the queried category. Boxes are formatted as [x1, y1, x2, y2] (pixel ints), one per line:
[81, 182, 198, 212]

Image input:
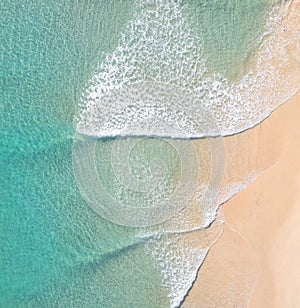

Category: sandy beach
[183, 89, 300, 307]
[223, 90, 300, 307]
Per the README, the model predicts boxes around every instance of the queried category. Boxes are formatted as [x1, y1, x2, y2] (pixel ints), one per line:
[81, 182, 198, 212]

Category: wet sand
[183, 90, 300, 307]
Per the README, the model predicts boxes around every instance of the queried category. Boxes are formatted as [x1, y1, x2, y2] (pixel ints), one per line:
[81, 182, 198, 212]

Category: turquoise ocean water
[0, 0, 289, 307]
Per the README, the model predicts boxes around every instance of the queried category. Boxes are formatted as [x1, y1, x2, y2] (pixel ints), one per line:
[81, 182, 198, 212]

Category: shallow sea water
[1, 1, 299, 307]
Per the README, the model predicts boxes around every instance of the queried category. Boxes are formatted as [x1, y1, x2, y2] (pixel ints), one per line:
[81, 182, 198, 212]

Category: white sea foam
[145, 214, 224, 308]
[147, 236, 209, 308]
[77, 0, 300, 138]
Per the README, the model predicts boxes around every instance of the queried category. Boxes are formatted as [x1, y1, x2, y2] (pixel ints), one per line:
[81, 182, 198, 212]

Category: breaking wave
[76, 0, 300, 138]
[72, 0, 300, 307]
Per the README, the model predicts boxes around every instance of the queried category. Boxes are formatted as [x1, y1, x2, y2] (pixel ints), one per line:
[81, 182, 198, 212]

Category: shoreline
[183, 89, 300, 306]
[224, 90, 300, 307]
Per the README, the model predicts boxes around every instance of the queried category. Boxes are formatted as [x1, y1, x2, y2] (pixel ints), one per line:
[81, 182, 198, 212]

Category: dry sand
[183, 90, 300, 307]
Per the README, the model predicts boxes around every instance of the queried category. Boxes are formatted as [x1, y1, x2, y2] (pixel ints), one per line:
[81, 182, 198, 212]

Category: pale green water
[182, 0, 277, 78]
[1, 0, 278, 307]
